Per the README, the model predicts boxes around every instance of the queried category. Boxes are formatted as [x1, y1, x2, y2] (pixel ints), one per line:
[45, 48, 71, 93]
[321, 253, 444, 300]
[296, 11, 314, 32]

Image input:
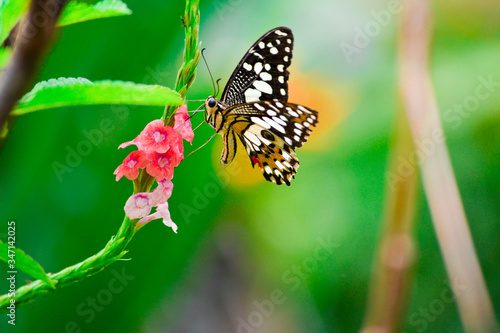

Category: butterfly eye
[208, 98, 217, 108]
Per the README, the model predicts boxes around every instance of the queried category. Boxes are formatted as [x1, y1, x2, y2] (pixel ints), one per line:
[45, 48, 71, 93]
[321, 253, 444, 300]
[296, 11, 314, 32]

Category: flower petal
[124, 193, 153, 219]
[114, 150, 149, 181]
[139, 120, 178, 154]
[157, 202, 177, 233]
[150, 179, 174, 206]
[145, 149, 182, 181]
[118, 138, 143, 150]
[136, 202, 177, 233]
[174, 105, 194, 144]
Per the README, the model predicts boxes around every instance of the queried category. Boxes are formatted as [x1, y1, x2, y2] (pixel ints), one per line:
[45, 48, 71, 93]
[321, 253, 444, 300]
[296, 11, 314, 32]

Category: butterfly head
[204, 95, 226, 131]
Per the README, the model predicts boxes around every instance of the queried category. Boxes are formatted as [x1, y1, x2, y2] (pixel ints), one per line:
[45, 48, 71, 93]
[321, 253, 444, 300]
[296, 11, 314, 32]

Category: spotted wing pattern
[221, 27, 294, 107]
[221, 101, 318, 185]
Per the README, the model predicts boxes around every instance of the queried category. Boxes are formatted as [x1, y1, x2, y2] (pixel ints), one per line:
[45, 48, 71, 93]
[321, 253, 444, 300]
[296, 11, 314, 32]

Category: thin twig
[399, 1, 499, 332]
[0, 0, 68, 129]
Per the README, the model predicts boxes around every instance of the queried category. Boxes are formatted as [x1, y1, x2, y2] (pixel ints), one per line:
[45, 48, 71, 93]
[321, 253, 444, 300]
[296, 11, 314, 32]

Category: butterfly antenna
[201, 48, 217, 97]
[215, 78, 221, 97]
[184, 132, 217, 159]
[187, 102, 205, 120]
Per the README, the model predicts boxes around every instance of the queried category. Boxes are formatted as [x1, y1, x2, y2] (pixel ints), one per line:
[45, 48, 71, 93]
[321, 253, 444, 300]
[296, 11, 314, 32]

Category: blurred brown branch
[398, 1, 499, 332]
[361, 109, 418, 333]
[0, 0, 68, 129]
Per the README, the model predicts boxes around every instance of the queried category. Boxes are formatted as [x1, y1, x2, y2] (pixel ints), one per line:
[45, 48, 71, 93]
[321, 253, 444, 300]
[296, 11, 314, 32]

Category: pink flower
[137, 202, 177, 233]
[139, 120, 178, 154]
[127, 180, 176, 232]
[146, 149, 182, 181]
[118, 119, 178, 153]
[114, 150, 149, 181]
[124, 193, 153, 219]
[117, 109, 194, 233]
[174, 105, 194, 144]
[150, 179, 174, 206]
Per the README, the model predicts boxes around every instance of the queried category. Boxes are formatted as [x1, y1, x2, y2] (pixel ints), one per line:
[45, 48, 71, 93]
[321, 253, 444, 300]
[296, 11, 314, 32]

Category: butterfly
[204, 27, 318, 186]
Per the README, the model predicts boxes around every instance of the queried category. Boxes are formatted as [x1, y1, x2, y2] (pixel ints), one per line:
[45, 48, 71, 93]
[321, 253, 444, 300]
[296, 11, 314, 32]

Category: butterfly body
[204, 27, 318, 185]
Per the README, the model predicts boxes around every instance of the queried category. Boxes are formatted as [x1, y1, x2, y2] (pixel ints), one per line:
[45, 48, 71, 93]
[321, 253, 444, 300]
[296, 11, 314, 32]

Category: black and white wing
[207, 26, 319, 186]
[221, 100, 318, 185]
[221, 27, 294, 107]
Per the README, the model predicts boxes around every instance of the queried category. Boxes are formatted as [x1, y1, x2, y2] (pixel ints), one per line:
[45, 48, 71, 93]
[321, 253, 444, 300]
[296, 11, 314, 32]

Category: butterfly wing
[237, 122, 299, 186]
[210, 27, 318, 185]
[220, 101, 318, 185]
[221, 27, 294, 107]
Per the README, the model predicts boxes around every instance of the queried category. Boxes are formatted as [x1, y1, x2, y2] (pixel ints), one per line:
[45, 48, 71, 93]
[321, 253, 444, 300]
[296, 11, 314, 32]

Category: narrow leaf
[0, 241, 56, 288]
[0, 0, 30, 45]
[58, 0, 132, 27]
[0, 47, 12, 69]
[11, 77, 183, 115]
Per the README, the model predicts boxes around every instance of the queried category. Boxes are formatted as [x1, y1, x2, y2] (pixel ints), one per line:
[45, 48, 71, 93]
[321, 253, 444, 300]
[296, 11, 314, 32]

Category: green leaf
[11, 77, 183, 115]
[0, 0, 30, 45]
[58, 0, 132, 27]
[0, 47, 12, 69]
[0, 241, 56, 289]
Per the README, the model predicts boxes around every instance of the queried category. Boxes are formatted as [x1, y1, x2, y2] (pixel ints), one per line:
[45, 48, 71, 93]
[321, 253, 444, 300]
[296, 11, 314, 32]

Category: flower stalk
[361, 106, 418, 332]
[398, 1, 499, 332]
[163, 0, 201, 125]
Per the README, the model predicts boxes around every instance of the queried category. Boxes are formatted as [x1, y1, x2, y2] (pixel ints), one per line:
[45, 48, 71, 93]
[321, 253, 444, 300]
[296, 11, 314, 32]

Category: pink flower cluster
[114, 105, 193, 232]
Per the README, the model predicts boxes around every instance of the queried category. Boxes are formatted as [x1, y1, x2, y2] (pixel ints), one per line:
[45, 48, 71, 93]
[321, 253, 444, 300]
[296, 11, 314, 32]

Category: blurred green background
[1, 0, 499, 332]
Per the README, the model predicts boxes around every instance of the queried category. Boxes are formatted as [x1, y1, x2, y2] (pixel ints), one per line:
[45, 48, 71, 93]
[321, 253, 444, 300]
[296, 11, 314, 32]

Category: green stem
[0, 0, 201, 313]
[163, 0, 201, 125]
[0, 216, 134, 309]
